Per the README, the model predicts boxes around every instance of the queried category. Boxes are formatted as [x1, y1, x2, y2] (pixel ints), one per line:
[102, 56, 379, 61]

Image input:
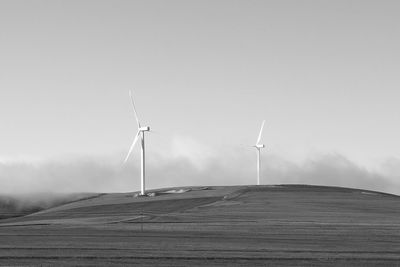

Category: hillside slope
[1, 185, 400, 266]
[0, 193, 99, 220]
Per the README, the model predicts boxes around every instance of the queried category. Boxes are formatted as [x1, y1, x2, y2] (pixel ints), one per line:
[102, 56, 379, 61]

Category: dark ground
[1, 185, 400, 266]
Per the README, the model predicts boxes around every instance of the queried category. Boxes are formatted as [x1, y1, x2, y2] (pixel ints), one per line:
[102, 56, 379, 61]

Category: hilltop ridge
[2, 184, 399, 226]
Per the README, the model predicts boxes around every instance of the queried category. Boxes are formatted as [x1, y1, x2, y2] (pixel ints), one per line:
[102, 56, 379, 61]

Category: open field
[1, 185, 400, 266]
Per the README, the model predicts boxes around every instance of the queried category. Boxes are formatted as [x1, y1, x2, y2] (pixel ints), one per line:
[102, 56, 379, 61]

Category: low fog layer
[1, 142, 399, 196]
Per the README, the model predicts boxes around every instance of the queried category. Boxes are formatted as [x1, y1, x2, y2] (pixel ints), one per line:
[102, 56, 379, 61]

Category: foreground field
[1, 185, 400, 266]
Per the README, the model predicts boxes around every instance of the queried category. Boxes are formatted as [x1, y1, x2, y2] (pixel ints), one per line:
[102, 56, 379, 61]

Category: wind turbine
[123, 90, 150, 196]
[254, 120, 265, 185]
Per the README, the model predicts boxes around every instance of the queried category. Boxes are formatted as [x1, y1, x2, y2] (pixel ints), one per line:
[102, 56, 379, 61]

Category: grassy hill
[0, 193, 101, 220]
[1, 185, 400, 266]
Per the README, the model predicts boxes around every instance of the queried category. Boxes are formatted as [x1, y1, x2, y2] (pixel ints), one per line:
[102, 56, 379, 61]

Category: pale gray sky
[0, 1, 400, 193]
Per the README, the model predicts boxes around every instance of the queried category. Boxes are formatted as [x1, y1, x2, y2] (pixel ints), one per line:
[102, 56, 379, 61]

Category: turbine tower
[254, 120, 265, 185]
[123, 90, 150, 196]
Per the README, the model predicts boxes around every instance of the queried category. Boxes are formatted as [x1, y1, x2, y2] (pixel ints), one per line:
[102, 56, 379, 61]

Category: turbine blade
[256, 120, 265, 144]
[129, 90, 141, 128]
[123, 131, 140, 164]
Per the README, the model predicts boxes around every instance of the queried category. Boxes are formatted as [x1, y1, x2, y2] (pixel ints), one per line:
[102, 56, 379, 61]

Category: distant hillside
[0, 193, 101, 220]
[3, 184, 400, 226]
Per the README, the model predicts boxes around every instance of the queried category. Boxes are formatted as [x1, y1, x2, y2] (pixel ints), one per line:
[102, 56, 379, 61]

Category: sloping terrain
[1, 185, 400, 266]
[0, 193, 99, 220]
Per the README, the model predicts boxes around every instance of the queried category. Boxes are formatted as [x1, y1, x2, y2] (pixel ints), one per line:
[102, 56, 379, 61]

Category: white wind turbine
[254, 120, 265, 185]
[123, 90, 150, 196]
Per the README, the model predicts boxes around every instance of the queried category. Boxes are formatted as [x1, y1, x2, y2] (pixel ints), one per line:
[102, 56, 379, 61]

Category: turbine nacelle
[139, 126, 150, 132]
[255, 144, 265, 149]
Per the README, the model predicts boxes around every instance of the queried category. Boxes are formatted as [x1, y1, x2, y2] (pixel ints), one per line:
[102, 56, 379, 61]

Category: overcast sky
[0, 1, 399, 193]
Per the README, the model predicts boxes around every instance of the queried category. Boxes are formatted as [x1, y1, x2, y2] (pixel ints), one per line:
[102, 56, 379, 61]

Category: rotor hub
[139, 126, 150, 132]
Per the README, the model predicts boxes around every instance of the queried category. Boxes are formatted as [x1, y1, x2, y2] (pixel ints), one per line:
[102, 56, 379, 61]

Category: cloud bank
[0, 136, 399, 196]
